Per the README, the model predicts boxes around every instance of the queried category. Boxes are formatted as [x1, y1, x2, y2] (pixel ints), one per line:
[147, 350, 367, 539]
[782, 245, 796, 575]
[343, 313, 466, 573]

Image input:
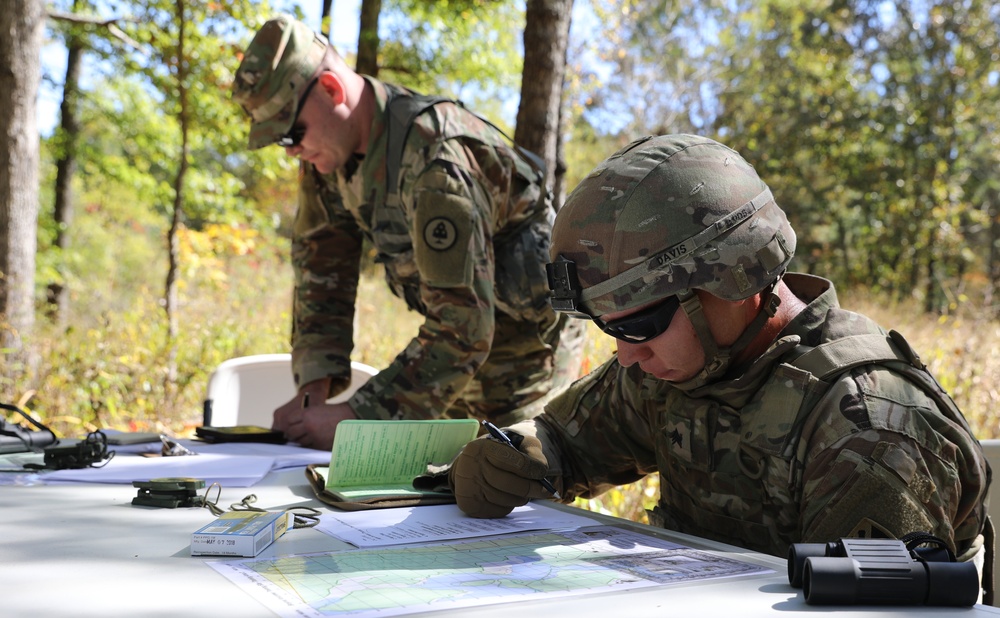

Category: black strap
[0, 402, 58, 451]
[382, 85, 546, 206]
[384, 86, 452, 205]
[984, 515, 996, 605]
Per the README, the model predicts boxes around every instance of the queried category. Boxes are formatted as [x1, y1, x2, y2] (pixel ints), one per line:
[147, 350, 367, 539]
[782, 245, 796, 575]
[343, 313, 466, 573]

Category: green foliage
[716, 1, 998, 309]
[578, 0, 733, 137]
[561, 115, 630, 200]
[576, 0, 1000, 314]
[378, 0, 523, 120]
[17, 0, 1000, 531]
[110, 0, 294, 224]
[6, 220, 293, 437]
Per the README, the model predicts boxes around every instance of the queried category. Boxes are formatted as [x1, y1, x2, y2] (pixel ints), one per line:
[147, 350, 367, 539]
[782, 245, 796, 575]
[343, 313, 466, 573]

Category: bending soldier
[231, 15, 583, 450]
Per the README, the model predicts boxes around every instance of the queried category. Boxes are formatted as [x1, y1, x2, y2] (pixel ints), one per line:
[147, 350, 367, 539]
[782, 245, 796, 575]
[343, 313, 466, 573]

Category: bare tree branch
[46, 9, 143, 51]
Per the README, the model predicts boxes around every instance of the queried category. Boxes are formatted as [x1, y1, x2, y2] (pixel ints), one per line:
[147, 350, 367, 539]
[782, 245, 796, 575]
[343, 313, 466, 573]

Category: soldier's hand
[272, 378, 357, 451]
[449, 432, 552, 518]
[273, 378, 330, 430]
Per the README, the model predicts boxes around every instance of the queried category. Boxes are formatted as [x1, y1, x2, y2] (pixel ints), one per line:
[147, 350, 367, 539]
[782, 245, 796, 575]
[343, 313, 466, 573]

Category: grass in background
[840, 289, 1000, 440]
[4, 255, 997, 525]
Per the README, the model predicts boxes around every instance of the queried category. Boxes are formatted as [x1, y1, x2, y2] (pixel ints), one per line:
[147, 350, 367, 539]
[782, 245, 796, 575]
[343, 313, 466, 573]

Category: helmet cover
[549, 134, 795, 318]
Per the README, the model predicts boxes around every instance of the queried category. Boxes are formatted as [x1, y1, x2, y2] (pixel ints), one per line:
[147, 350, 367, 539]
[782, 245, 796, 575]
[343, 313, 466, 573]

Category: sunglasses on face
[276, 77, 319, 148]
[596, 295, 681, 343]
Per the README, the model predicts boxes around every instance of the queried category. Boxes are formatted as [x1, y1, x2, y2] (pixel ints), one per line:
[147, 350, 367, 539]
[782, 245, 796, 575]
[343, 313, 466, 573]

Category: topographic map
[208, 526, 770, 617]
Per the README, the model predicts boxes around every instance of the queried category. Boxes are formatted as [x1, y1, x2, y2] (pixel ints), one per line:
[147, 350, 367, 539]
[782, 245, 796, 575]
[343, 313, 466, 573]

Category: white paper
[109, 436, 331, 470]
[185, 440, 330, 470]
[42, 453, 276, 487]
[0, 437, 330, 486]
[315, 502, 600, 547]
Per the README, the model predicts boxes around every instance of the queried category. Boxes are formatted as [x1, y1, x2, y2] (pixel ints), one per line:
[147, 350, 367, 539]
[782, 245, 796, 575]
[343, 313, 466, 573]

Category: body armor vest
[648, 329, 983, 556]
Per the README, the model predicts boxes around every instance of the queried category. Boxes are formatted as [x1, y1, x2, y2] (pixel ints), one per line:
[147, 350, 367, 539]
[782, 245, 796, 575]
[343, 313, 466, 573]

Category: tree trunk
[164, 0, 190, 385]
[47, 11, 86, 321]
[835, 216, 850, 285]
[0, 0, 45, 357]
[923, 250, 944, 315]
[321, 0, 334, 41]
[356, 0, 381, 77]
[514, 0, 573, 207]
[553, 91, 568, 209]
[989, 192, 1000, 314]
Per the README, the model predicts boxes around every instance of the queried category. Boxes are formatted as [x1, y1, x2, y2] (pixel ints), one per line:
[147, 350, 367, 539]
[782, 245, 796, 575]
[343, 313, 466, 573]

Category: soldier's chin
[648, 368, 691, 382]
[312, 158, 336, 174]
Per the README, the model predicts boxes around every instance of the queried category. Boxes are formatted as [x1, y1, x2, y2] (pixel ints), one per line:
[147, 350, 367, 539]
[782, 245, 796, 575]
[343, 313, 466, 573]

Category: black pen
[481, 420, 561, 499]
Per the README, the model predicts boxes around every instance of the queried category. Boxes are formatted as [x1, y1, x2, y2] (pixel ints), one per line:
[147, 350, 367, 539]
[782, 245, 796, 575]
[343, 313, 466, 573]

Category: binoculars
[788, 537, 979, 606]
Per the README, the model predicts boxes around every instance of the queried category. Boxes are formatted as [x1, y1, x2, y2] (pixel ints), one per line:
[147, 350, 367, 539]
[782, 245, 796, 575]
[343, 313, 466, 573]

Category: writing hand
[449, 428, 555, 518]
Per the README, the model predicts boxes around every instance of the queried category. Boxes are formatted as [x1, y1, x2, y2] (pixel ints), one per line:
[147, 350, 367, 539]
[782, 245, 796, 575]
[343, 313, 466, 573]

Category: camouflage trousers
[442, 311, 586, 428]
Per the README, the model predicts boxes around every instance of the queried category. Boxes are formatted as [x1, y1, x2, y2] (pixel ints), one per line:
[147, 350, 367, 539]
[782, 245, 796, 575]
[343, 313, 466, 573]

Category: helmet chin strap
[670, 277, 783, 392]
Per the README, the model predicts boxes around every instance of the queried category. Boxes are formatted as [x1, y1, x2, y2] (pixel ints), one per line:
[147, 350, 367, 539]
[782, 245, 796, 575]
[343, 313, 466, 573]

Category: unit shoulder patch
[422, 216, 459, 251]
[413, 181, 475, 288]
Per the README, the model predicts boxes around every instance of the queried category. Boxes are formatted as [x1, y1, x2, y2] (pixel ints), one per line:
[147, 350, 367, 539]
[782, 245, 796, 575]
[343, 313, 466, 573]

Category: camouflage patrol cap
[549, 134, 795, 318]
[232, 15, 327, 150]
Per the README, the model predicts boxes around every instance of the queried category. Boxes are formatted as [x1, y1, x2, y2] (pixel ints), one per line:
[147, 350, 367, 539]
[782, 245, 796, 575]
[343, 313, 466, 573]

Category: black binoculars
[788, 536, 979, 606]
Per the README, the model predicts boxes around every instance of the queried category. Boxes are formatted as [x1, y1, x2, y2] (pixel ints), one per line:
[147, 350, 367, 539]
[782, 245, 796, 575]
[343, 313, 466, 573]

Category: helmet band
[578, 187, 774, 313]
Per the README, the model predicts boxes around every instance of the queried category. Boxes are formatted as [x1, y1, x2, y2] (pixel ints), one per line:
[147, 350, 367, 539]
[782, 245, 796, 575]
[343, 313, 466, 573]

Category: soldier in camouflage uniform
[449, 134, 991, 568]
[231, 15, 583, 451]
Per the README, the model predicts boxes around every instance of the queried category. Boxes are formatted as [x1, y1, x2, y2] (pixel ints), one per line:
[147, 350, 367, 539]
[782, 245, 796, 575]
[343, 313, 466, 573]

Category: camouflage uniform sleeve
[347, 156, 495, 420]
[290, 164, 363, 394]
[520, 357, 660, 501]
[798, 366, 989, 555]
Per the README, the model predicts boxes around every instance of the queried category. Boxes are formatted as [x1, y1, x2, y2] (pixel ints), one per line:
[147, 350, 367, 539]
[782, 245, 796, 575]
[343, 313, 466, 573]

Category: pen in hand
[481, 420, 561, 500]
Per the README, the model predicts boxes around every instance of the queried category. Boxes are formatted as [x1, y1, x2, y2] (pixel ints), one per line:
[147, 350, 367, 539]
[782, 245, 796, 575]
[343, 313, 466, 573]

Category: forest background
[2, 0, 999, 522]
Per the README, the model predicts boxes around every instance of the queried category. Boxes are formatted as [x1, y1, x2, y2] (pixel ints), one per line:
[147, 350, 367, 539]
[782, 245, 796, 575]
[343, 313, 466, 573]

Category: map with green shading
[208, 526, 770, 618]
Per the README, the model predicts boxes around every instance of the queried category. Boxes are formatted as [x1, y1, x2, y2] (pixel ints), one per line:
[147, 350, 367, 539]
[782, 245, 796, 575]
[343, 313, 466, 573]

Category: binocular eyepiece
[787, 537, 979, 606]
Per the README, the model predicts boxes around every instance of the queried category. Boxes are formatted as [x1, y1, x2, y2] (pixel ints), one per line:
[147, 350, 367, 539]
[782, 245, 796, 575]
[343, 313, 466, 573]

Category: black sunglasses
[276, 77, 319, 148]
[596, 295, 681, 343]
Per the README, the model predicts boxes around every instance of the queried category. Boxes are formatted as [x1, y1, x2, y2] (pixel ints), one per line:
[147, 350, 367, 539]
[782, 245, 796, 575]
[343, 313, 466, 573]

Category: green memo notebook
[305, 419, 479, 510]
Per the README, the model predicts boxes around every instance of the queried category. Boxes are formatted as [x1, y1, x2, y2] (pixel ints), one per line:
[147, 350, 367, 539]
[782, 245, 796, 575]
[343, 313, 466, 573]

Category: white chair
[203, 354, 378, 428]
[980, 438, 1000, 606]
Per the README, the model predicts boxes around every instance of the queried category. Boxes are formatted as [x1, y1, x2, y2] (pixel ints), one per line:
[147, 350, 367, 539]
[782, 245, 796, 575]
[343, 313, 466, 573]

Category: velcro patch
[413, 188, 474, 288]
[845, 517, 895, 540]
[808, 451, 938, 543]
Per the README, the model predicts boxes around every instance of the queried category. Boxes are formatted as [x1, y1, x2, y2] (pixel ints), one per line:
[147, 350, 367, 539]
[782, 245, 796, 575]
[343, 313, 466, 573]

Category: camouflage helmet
[232, 15, 327, 150]
[547, 134, 795, 319]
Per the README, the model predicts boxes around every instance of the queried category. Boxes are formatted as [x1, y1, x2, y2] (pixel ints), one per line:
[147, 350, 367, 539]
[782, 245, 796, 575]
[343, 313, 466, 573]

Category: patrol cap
[232, 15, 327, 150]
[548, 134, 795, 318]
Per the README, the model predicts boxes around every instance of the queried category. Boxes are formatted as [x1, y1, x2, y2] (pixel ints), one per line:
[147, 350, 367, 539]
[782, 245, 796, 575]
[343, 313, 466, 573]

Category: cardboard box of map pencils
[190, 510, 292, 557]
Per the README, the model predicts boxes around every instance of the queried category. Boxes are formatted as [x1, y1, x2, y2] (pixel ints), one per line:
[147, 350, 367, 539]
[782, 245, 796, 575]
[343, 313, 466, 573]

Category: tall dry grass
[840, 290, 1000, 440]
[6, 262, 996, 525]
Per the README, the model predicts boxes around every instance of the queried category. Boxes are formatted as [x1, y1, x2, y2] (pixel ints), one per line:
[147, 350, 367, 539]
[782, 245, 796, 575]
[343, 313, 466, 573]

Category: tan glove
[449, 431, 553, 518]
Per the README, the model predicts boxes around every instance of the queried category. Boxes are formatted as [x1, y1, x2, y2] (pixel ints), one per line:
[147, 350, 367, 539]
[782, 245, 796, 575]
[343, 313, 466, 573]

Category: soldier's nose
[615, 341, 648, 367]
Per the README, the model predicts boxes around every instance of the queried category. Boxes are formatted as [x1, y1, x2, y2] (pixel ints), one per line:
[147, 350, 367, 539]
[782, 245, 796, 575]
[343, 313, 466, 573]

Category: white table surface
[2, 465, 998, 618]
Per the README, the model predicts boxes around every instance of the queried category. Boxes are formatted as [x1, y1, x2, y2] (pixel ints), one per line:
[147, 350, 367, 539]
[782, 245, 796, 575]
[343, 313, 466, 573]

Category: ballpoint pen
[481, 420, 561, 499]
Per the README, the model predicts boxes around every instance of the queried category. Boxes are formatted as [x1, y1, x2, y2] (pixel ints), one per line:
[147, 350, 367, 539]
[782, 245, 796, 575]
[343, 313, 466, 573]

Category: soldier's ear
[318, 71, 346, 106]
